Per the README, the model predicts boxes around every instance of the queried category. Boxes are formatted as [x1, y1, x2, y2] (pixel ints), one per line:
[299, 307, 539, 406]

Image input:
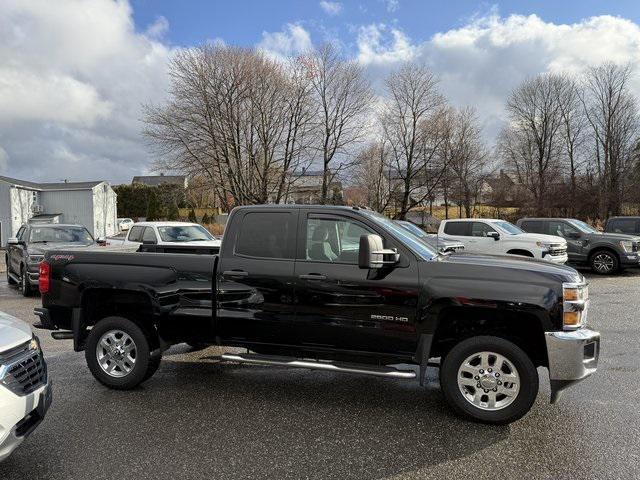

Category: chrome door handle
[223, 270, 248, 278]
[299, 273, 327, 280]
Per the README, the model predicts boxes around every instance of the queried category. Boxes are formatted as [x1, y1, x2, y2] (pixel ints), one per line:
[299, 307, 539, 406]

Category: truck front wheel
[85, 316, 158, 390]
[440, 336, 539, 425]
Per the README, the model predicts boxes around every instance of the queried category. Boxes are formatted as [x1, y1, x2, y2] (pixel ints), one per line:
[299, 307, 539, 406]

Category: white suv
[439, 218, 568, 264]
[0, 311, 52, 462]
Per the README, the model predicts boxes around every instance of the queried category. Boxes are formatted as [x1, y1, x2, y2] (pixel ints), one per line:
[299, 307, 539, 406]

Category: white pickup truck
[105, 221, 221, 250]
[439, 218, 568, 264]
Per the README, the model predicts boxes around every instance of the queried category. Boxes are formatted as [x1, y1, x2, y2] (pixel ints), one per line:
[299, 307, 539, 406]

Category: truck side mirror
[7, 237, 19, 245]
[359, 234, 400, 269]
[487, 231, 500, 240]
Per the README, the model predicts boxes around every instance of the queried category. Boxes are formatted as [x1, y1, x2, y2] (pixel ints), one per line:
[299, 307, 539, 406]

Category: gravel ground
[0, 253, 639, 480]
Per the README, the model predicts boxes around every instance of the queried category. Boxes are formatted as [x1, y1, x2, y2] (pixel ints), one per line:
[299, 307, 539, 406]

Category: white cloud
[356, 13, 640, 140]
[385, 0, 399, 13]
[356, 24, 415, 65]
[0, 0, 174, 183]
[257, 23, 313, 59]
[319, 1, 342, 16]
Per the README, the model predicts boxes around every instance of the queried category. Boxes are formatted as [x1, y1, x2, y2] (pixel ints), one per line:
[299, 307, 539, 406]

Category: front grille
[0, 341, 47, 396]
[549, 248, 567, 256]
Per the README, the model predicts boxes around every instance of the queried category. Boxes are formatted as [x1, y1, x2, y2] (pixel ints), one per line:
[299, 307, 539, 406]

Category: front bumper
[545, 328, 600, 403]
[542, 251, 569, 264]
[620, 253, 640, 266]
[0, 381, 52, 462]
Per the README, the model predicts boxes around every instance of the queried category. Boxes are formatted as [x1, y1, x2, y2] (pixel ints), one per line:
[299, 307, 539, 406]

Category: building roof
[0, 175, 103, 191]
[132, 174, 186, 186]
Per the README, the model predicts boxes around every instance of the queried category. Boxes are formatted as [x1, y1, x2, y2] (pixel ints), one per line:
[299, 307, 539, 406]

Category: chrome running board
[221, 353, 416, 379]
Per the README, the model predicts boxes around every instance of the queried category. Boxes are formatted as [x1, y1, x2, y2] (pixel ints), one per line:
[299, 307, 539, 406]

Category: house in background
[0, 176, 117, 247]
[132, 173, 188, 188]
[277, 170, 343, 205]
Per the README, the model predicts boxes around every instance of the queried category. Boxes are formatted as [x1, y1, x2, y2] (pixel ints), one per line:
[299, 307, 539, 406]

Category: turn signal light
[563, 311, 580, 327]
[563, 288, 580, 302]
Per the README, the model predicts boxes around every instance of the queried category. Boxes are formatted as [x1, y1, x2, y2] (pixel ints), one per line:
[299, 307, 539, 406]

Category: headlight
[536, 241, 551, 248]
[562, 282, 589, 330]
[29, 336, 39, 351]
[620, 240, 633, 252]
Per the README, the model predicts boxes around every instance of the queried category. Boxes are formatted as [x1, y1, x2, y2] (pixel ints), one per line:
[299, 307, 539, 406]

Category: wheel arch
[506, 249, 534, 257]
[430, 306, 549, 369]
[78, 288, 160, 351]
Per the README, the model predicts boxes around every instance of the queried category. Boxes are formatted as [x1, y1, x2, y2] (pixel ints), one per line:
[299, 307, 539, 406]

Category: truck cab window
[520, 221, 543, 233]
[306, 218, 370, 264]
[548, 221, 578, 238]
[142, 227, 157, 243]
[128, 226, 144, 243]
[444, 222, 469, 236]
[471, 222, 494, 237]
[236, 212, 294, 259]
[610, 219, 637, 234]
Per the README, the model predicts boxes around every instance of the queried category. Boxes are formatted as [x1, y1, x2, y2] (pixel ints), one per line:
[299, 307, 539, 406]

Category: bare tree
[441, 106, 489, 218]
[143, 45, 315, 209]
[352, 141, 394, 212]
[555, 74, 587, 215]
[303, 44, 374, 203]
[498, 73, 565, 215]
[380, 63, 447, 219]
[581, 63, 639, 217]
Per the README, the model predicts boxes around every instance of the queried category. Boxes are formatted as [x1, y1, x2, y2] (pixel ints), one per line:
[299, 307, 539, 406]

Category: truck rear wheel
[440, 336, 539, 425]
[85, 316, 157, 390]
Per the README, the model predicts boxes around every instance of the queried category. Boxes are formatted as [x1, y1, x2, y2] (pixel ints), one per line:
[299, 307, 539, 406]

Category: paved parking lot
[1, 256, 639, 479]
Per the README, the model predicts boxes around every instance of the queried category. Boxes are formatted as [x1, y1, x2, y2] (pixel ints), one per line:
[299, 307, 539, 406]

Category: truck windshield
[157, 225, 214, 242]
[567, 219, 598, 234]
[29, 226, 94, 244]
[362, 211, 437, 260]
[493, 221, 524, 235]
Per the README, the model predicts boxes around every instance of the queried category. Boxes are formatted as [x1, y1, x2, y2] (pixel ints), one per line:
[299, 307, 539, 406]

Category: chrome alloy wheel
[457, 351, 520, 411]
[592, 253, 615, 273]
[96, 330, 137, 378]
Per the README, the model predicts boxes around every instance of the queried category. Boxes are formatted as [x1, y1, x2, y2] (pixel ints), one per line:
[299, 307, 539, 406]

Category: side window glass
[306, 217, 371, 264]
[235, 212, 294, 259]
[521, 221, 542, 233]
[549, 221, 577, 238]
[142, 227, 157, 243]
[471, 222, 493, 237]
[128, 226, 143, 243]
[444, 222, 469, 236]
[611, 219, 636, 234]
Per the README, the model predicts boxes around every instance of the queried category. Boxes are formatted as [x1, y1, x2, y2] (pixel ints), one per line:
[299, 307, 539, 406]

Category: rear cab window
[608, 218, 639, 234]
[235, 212, 295, 259]
[444, 222, 470, 236]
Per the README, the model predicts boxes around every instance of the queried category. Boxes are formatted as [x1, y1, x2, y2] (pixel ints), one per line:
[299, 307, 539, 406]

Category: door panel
[293, 213, 420, 356]
[216, 210, 298, 346]
[548, 220, 584, 261]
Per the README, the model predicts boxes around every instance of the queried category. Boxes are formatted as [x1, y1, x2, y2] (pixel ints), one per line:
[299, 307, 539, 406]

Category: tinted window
[306, 217, 371, 264]
[548, 220, 579, 238]
[520, 221, 543, 233]
[236, 212, 294, 259]
[471, 222, 495, 237]
[29, 226, 93, 243]
[609, 219, 638, 234]
[444, 222, 470, 236]
[142, 227, 157, 243]
[128, 226, 144, 242]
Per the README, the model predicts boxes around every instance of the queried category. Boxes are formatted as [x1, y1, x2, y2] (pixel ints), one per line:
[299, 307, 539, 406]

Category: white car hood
[511, 233, 566, 245]
[0, 311, 32, 352]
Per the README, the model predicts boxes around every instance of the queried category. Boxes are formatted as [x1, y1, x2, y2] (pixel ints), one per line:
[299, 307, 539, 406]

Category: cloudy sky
[2, 0, 640, 184]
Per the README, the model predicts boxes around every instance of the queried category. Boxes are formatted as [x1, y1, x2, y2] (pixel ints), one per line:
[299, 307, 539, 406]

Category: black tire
[6, 258, 17, 285]
[440, 336, 539, 425]
[85, 316, 153, 390]
[589, 249, 619, 275]
[20, 266, 32, 297]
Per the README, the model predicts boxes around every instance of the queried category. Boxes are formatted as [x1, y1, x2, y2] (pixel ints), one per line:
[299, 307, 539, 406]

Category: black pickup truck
[34, 205, 600, 424]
